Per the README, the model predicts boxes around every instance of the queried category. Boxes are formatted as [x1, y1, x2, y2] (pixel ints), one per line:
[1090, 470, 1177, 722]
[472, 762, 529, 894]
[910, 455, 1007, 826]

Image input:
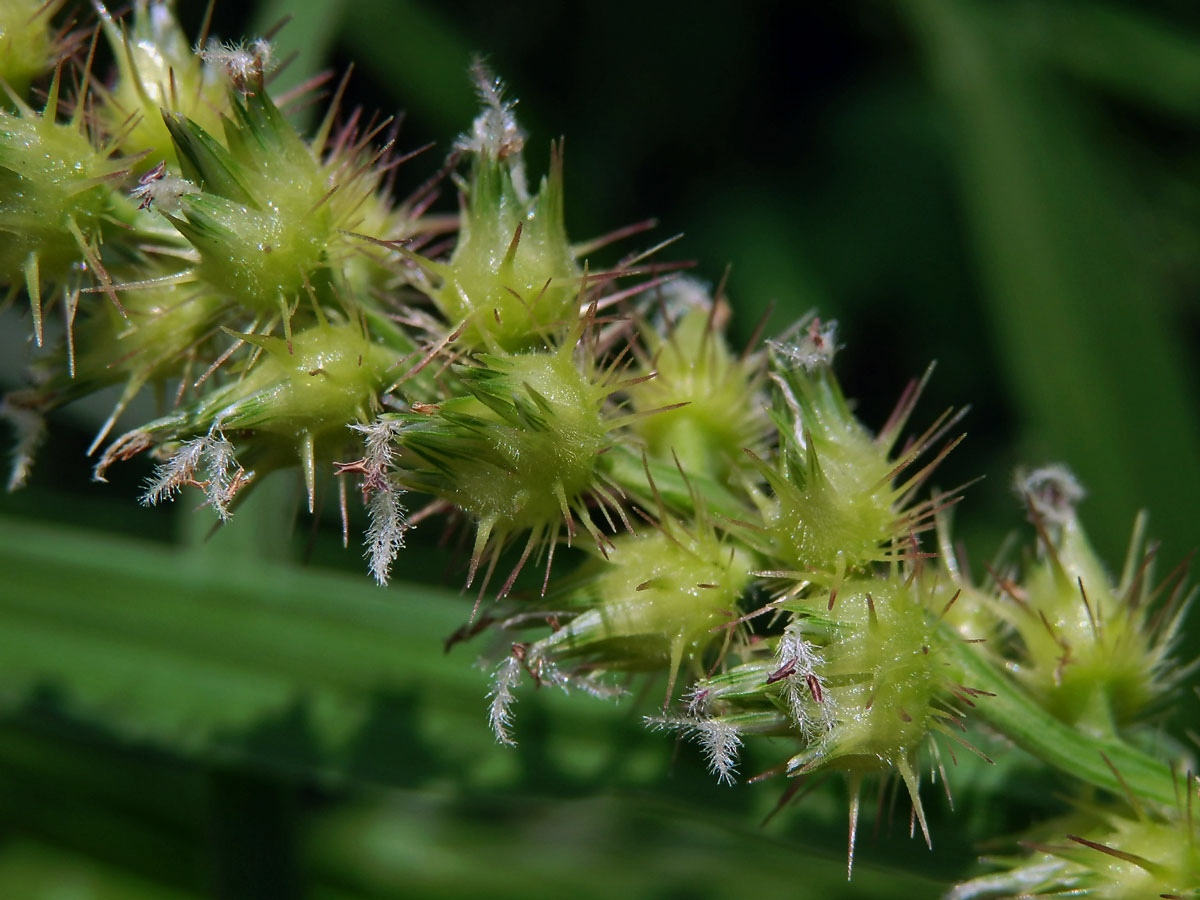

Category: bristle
[847, 773, 863, 880]
[897, 756, 932, 850]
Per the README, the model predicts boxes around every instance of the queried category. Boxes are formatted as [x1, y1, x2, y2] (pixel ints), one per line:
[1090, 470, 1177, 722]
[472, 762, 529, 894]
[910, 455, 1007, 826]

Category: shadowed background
[1, 0, 1198, 897]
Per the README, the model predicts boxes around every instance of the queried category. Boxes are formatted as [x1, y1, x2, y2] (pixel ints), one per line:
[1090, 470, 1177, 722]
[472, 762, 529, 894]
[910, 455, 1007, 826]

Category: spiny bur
[0, 70, 133, 345]
[404, 63, 580, 353]
[390, 333, 631, 597]
[485, 489, 754, 744]
[746, 318, 963, 592]
[995, 465, 1192, 734]
[627, 278, 770, 484]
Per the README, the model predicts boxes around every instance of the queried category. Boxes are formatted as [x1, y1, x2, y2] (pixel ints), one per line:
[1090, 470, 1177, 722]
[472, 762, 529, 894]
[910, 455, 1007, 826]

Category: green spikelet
[627, 279, 770, 483]
[0, 0, 68, 101]
[0, 71, 133, 344]
[747, 318, 962, 589]
[391, 329, 636, 593]
[951, 784, 1200, 900]
[661, 572, 982, 874]
[405, 64, 580, 352]
[92, 0, 233, 167]
[97, 318, 400, 514]
[161, 90, 337, 320]
[14, 268, 224, 457]
[997, 466, 1192, 733]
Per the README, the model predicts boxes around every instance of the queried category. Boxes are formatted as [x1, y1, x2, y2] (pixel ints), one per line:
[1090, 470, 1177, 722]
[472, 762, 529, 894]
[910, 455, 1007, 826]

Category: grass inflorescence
[0, 3, 1195, 893]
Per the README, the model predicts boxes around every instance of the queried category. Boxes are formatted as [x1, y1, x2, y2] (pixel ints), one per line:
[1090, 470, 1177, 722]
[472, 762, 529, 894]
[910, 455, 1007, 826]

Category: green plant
[1, 2, 1197, 898]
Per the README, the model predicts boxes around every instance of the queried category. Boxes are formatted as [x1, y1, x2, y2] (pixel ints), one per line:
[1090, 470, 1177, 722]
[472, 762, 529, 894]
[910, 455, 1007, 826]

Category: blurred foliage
[2, 0, 1199, 897]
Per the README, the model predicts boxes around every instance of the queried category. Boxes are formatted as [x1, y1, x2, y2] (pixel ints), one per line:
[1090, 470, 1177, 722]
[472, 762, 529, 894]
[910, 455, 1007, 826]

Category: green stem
[949, 638, 1178, 808]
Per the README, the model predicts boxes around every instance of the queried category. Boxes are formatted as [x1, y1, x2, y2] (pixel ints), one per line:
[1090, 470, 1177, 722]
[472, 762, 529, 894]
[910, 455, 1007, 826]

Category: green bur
[98, 320, 399, 514]
[629, 291, 769, 483]
[784, 581, 949, 781]
[93, 0, 231, 168]
[0, 75, 130, 344]
[396, 344, 620, 590]
[994, 471, 1188, 735]
[163, 90, 334, 319]
[406, 68, 581, 353]
[748, 331, 960, 585]
[414, 147, 578, 352]
[671, 574, 965, 872]
[535, 511, 753, 700]
[481, 499, 752, 746]
[21, 274, 224, 456]
[0, 0, 63, 101]
[952, 802, 1200, 900]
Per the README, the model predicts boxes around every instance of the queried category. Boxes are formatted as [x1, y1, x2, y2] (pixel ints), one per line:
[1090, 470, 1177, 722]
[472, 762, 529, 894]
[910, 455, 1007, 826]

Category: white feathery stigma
[488, 655, 524, 746]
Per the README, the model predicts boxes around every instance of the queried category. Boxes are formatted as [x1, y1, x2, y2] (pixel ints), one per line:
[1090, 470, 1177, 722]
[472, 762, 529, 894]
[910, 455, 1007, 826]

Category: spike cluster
[626, 278, 771, 483]
[1, 4, 1195, 888]
[950, 772, 1200, 899]
[0, 0, 75, 99]
[990, 467, 1193, 733]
